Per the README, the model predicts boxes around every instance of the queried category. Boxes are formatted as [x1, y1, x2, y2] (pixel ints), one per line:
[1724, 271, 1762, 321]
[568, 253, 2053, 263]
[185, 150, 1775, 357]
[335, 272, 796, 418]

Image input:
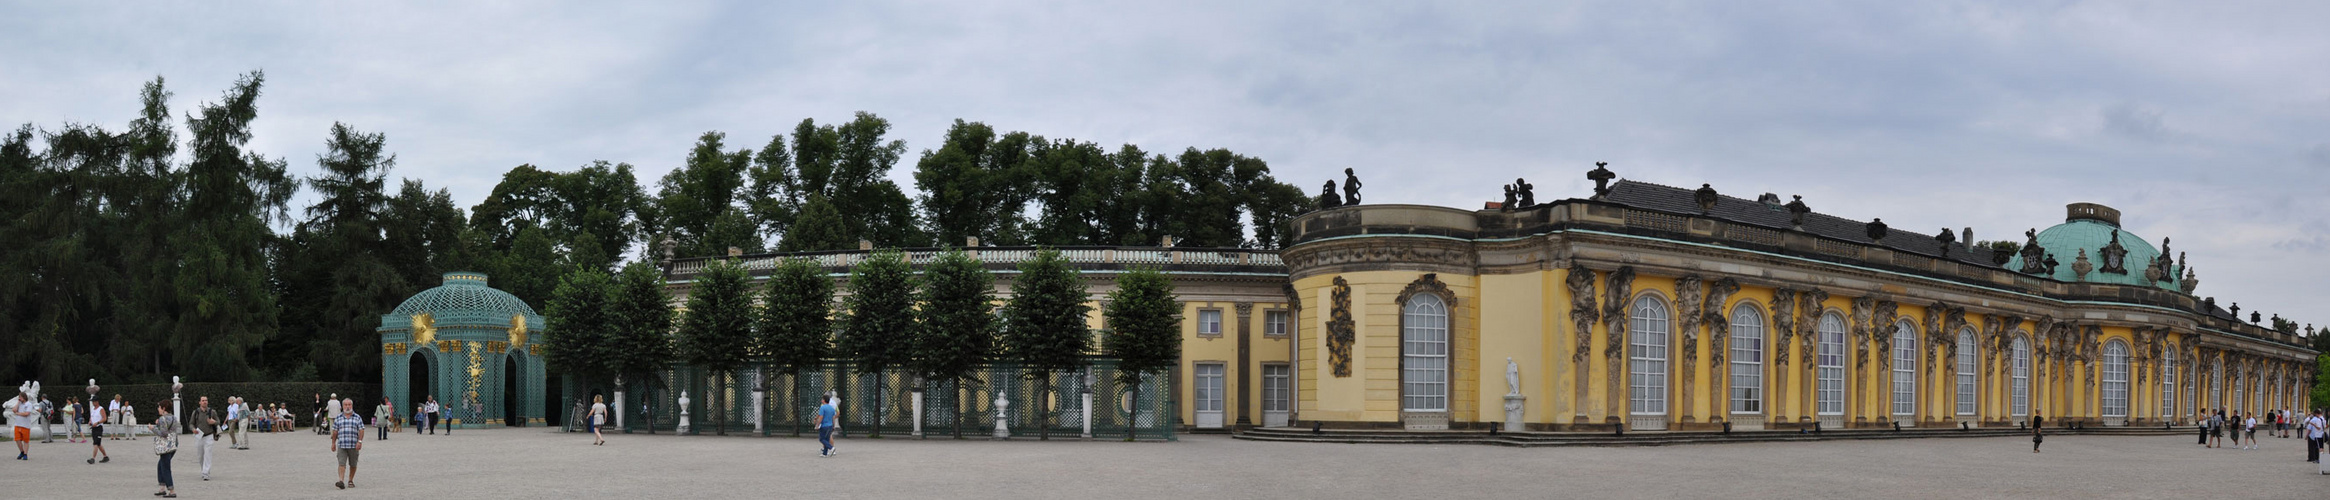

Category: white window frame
[1400, 294, 1448, 412]
[2161, 345, 2176, 419]
[1197, 309, 1224, 337]
[1891, 319, 1917, 418]
[2102, 341, 2128, 419]
[1263, 310, 1289, 337]
[1816, 313, 1846, 416]
[1261, 364, 1291, 413]
[1729, 304, 1764, 415]
[1956, 328, 1976, 416]
[2011, 336, 2030, 417]
[1194, 363, 1226, 413]
[1629, 296, 1671, 417]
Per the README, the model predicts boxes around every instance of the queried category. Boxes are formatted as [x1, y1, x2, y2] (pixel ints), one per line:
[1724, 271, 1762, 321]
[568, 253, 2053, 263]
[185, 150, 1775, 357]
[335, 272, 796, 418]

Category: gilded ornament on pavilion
[508, 314, 528, 347]
[411, 312, 437, 344]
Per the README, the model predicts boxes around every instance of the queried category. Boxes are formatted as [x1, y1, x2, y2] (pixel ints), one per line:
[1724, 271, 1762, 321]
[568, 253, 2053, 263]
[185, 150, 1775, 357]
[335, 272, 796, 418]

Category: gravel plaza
[5, 427, 2327, 499]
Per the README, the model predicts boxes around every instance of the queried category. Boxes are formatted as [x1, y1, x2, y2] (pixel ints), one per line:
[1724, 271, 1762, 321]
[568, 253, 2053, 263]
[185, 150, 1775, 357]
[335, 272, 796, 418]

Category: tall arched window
[1956, 328, 1976, 416]
[1728, 303, 1764, 415]
[2011, 335, 2030, 417]
[1817, 313, 1847, 417]
[2211, 362, 2223, 410]
[1629, 296, 1671, 418]
[1891, 319, 1918, 418]
[2160, 346, 2177, 419]
[1399, 294, 1447, 412]
[2102, 341, 2128, 419]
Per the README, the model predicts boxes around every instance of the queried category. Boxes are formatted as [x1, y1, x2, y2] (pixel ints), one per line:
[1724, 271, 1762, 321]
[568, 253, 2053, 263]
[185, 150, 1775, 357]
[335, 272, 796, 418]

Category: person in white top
[8, 389, 36, 460]
[2307, 409, 2326, 465]
[589, 395, 608, 446]
[2242, 414, 2257, 450]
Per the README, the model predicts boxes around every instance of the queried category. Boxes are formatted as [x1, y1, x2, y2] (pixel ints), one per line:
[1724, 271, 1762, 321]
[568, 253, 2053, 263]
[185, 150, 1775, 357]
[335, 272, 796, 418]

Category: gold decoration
[438, 340, 464, 353]
[486, 341, 508, 354]
[508, 315, 528, 347]
[465, 341, 485, 418]
[411, 312, 437, 344]
[382, 343, 409, 355]
[528, 344, 544, 356]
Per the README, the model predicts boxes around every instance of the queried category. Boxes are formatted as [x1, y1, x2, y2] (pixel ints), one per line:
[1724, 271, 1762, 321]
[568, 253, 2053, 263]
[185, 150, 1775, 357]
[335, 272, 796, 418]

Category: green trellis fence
[563, 359, 1173, 441]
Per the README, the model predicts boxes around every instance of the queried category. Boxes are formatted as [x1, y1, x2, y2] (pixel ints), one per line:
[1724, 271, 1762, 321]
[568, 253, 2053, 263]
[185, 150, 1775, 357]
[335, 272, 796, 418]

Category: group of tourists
[2197, 407, 2330, 474]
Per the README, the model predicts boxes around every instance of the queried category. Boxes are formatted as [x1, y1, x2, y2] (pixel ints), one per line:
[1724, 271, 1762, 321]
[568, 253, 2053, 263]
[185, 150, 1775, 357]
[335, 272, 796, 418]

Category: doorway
[504, 354, 521, 426]
[408, 351, 433, 427]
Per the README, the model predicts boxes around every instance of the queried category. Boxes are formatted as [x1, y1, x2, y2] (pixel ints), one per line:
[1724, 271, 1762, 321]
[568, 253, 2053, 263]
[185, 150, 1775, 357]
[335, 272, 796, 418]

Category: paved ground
[4, 426, 2326, 499]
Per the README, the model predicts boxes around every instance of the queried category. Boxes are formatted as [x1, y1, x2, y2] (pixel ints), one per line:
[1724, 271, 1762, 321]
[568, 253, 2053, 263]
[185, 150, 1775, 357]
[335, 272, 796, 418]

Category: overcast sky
[5, 1, 2325, 327]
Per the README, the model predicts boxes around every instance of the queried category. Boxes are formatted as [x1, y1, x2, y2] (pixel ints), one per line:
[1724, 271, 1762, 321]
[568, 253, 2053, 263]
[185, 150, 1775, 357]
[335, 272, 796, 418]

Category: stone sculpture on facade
[1501, 184, 1517, 211]
[1587, 162, 1616, 199]
[1565, 265, 1598, 424]
[1516, 178, 1536, 208]
[2018, 229, 2047, 274]
[1603, 266, 1636, 425]
[2072, 249, 2093, 280]
[1866, 218, 1888, 242]
[1504, 357, 1526, 431]
[1694, 184, 1719, 213]
[1676, 275, 1704, 419]
[1319, 181, 1342, 209]
[1342, 168, 1362, 205]
[1784, 196, 1809, 228]
[2099, 231, 2129, 274]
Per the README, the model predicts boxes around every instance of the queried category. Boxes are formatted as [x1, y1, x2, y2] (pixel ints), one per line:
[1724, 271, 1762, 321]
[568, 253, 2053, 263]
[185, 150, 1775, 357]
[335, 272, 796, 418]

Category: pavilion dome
[381, 272, 541, 330]
[2005, 203, 2180, 291]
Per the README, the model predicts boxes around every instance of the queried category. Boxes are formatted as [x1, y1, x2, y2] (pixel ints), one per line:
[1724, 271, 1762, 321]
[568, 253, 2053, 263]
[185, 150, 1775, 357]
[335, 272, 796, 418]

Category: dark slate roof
[1599, 180, 2003, 268]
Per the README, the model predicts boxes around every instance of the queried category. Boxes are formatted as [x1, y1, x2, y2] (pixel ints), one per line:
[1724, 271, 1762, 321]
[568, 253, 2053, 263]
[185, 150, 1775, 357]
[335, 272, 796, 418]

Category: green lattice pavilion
[378, 272, 547, 428]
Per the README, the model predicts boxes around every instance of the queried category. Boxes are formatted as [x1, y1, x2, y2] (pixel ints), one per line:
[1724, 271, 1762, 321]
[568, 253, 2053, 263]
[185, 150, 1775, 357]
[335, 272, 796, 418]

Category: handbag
[153, 426, 178, 455]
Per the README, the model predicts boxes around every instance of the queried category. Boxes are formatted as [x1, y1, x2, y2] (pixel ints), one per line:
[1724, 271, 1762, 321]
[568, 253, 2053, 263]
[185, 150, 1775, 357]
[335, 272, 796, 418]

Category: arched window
[2231, 368, 2244, 415]
[1817, 313, 1847, 416]
[1728, 304, 1764, 415]
[2211, 362, 2223, 410]
[1956, 328, 1976, 416]
[1399, 294, 1447, 412]
[1629, 296, 1671, 418]
[2011, 335, 2030, 417]
[2160, 346, 2177, 419]
[2102, 341, 2128, 419]
[1891, 319, 1918, 418]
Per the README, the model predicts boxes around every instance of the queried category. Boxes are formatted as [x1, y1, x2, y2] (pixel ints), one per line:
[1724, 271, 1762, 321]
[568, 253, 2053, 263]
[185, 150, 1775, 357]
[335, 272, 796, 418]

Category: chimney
[858, 239, 873, 251]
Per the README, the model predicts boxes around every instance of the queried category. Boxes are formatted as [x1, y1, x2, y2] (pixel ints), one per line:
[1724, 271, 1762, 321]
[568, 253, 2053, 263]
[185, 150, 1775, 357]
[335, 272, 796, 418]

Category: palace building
[658, 168, 2314, 434]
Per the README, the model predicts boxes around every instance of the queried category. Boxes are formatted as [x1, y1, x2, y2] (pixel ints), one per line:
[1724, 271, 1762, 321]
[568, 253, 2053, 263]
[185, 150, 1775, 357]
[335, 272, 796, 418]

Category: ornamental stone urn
[676, 391, 692, 434]
[992, 395, 1011, 439]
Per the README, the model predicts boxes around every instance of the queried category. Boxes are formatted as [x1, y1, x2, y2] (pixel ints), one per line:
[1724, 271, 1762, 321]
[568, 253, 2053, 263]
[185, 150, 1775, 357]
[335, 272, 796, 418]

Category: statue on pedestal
[676, 391, 692, 434]
[993, 394, 1011, 439]
[1515, 178, 1535, 208]
[1318, 181, 1342, 209]
[1505, 357, 1522, 397]
[1587, 162, 1616, 198]
[1342, 168, 1362, 205]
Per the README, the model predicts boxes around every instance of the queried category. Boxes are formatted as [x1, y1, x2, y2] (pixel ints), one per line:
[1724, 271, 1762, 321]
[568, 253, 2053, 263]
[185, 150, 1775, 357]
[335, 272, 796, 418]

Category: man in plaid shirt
[329, 398, 364, 490]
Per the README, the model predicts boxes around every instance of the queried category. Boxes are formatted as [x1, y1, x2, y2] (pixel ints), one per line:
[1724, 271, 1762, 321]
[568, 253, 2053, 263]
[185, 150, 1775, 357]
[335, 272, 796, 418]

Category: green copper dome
[378, 272, 542, 330]
[2005, 204, 2181, 291]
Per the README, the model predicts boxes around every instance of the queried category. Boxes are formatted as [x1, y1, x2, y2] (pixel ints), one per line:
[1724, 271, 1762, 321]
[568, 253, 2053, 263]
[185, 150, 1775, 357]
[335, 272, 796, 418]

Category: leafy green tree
[678, 258, 755, 435]
[543, 268, 617, 382]
[755, 114, 925, 251]
[2314, 355, 2329, 412]
[495, 226, 564, 309]
[777, 194, 848, 252]
[653, 132, 758, 258]
[606, 260, 675, 432]
[837, 249, 917, 436]
[383, 179, 476, 287]
[1103, 267, 1179, 440]
[171, 70, 296, 381]
[757, 257, 833, 436]
[470, 161, 645, 272]
[915, 120, 1034, 245]
[914, 248, 996, 438]
[1002, 248, 1090, 439]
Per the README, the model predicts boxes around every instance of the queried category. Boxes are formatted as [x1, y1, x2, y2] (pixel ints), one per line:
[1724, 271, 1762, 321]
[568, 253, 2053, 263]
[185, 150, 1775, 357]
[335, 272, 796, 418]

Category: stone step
[1236, 425, 2192, 447]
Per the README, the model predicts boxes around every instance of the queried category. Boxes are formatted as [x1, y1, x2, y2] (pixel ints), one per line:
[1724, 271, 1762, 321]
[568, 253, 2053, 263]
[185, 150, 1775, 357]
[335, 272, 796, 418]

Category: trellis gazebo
[379, 272, 547, 428]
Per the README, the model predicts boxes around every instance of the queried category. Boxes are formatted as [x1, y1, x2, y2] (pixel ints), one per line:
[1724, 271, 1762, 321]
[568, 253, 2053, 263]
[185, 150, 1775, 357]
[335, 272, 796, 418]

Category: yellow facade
[1280, 186, 2314, 432]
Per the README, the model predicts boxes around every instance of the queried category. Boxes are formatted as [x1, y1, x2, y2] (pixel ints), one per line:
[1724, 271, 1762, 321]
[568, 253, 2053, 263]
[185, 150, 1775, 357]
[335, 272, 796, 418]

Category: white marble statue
[1505, 357, 1521, 397]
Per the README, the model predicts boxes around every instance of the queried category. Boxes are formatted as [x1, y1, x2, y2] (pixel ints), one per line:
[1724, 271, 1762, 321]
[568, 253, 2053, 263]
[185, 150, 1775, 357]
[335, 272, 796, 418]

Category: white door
[1195, 363, 1225, 429]
[1262, 365, 1291, 427]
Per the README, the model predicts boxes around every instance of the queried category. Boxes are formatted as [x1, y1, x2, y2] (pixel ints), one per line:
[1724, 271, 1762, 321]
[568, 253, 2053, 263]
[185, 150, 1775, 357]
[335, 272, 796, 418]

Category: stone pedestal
[910, 391, 924, 437]
[612, 391, 626, 430]
[992, 395, 1011, 439]
[1504, 395, 1526, 432]
[1081, 392, 1094, 439]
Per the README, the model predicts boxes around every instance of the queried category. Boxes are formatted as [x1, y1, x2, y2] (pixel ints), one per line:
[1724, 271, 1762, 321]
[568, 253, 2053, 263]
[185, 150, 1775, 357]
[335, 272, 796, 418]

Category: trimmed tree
[758, 256, 833, 436]
[913, 248, 996, 438]
[837, 249, 917, 437]
[1003, 248, 1089, 440]
[543, 268, 617, 387]
[1102, 267, 1179, 440]
[606, 260, 674, 433]
[678, 258, 755, 435]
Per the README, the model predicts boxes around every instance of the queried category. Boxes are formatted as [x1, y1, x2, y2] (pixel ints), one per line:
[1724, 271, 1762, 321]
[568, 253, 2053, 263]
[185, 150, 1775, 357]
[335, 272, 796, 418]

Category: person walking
[63, 397, 80, 443]
[414, 402, 426, 435]
[221, 397, 241, 450]
[191, 396, 219, 481]
[588, 395, 607, 446]
[2197, 408, 2210, 445]
[424, 396, 440, 435]
[2243, 412, 2258, 450]
[2029, 415, 2044, 453]
[330, 398, 364, 490]
[2207, 410, 2224, 448]
[7, 387, 35, 460]
[152, 401, 179, 498]
[86, 398, 110, 464]
[374, 398, 392, 441]
[816, 395, 839, 457]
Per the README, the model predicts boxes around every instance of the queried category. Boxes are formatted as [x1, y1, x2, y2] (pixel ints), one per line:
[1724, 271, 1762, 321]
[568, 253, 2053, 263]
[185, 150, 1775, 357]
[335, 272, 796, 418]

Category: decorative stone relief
[1851, 297, 1873, 370]
[1872, 301, 1898, 373]
[1602, 266, 1636, 364]
[1394, 273, 1457, 310]
[1677, 275, 1704, 367]
[1798, 288, 1828, 370]
[1770, 288, 1797, 366]
[2099, 231, 2128, 275]
[1924, 302, 1946, 374]
[1566, 265, 1599, 363]
[2018, 229, 2048, 275]
[1702, 278, 1740, 366]
[1282, 240, 1475, 275]
[2072, 249, 2094, 280]
[1327, 277, 1356, 378]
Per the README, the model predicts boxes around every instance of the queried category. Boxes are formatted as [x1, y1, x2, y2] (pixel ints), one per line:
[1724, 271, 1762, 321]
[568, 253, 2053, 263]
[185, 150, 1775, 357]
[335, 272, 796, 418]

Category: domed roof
[379, 272, 541, 330]
[2005, 204, 2180, 291]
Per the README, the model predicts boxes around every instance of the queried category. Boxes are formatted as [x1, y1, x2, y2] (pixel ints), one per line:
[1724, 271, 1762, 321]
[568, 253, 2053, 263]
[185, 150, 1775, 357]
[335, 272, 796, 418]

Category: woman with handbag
[152, 401, 179, 498]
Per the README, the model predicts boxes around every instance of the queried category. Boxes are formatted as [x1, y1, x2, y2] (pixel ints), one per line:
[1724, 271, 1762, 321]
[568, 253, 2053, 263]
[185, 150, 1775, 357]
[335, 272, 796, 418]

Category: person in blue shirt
[817, 395, 838, 457]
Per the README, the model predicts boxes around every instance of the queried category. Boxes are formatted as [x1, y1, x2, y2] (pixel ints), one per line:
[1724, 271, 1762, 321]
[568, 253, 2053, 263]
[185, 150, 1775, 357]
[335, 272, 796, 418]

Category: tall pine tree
[172, 71, 295, 381]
